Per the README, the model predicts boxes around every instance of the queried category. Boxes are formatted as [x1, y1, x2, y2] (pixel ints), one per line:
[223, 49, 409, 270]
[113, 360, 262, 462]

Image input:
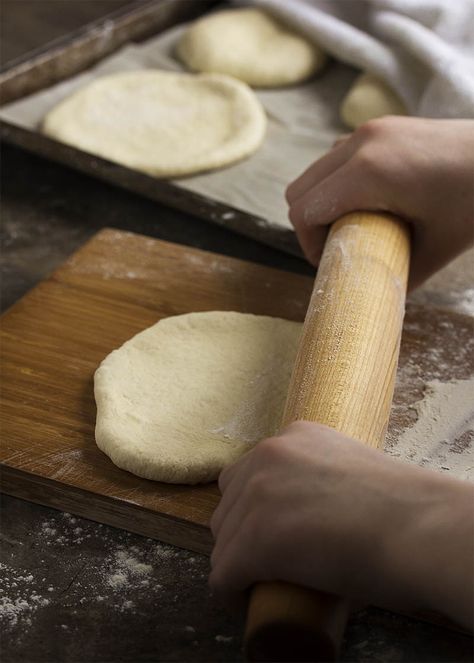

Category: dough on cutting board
[176, 8, 327, 87]
[42, 70, 266, 178]
[94, 312, 301, 484]
[340, 73, 407, 129]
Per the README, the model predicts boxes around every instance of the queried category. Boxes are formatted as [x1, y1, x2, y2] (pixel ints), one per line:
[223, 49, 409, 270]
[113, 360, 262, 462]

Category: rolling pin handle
[245, 582, 349, 662]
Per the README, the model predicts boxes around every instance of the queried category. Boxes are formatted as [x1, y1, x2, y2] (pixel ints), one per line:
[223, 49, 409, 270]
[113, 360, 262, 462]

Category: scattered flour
[154, 544, 178, 561]
[108, 572, 128, 589]
[1, 512, 200, 634]
[120, 599, 135, 612]
[40, 516, 88, 546]
[105, 550, 153, 589]
[215, 635, 234, 643]
[0, 563, 50, 628]
[453, 287, 474, 317]
[62, 513, 77, 525]
[388, 377, 474, 480]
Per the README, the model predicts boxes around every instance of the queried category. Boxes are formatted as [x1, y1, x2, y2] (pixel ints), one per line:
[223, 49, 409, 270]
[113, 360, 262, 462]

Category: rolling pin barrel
[244, 212, 411, 661]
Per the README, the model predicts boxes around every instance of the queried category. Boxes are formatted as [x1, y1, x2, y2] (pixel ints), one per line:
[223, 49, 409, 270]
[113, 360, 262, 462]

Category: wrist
[376, 467, 473, 627]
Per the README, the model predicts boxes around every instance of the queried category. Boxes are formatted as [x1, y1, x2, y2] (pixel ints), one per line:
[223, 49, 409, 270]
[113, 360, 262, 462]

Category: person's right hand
[286, 117, 474, 288]
[210, 421, 474, 630]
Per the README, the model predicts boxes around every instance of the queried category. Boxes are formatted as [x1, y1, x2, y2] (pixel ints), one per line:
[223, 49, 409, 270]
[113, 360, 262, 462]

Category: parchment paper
[0, 23, 357, 230]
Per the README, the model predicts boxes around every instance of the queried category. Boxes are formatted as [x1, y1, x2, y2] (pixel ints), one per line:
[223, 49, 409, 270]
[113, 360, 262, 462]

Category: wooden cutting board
[1, 228, 473, 554]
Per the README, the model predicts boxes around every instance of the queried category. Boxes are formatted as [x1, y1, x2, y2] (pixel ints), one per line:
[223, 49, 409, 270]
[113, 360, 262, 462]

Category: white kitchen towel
[245, 0, 474, 118]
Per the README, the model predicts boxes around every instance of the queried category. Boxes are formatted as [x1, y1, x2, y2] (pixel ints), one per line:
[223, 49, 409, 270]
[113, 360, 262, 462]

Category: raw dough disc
[94, 312, 301, 484]
[42, 70, 267, 177]
[340, 73, 407, 129]
[176, 8, 327, 87]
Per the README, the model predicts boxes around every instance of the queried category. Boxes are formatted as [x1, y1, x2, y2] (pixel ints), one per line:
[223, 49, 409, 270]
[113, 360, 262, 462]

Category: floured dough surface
[176, 8, 327, 87]
[94, 312, 301, 484]
[42, 70, 266, 177]
[340, 72, 407, 129]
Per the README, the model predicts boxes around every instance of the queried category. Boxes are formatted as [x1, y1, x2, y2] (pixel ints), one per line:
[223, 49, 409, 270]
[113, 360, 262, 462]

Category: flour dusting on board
[387, 378, 474, 480]
[185, 253, 235, 275]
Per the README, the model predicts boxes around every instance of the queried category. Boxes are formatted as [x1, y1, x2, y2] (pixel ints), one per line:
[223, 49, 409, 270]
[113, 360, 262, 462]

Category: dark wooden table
[1, 3, 473, 661]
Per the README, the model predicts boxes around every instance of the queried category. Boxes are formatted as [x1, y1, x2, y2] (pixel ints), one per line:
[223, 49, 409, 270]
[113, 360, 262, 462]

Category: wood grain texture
[0, 228, 311, 554]
[283, 213, 410, 443]
[1, 228, 472, 555]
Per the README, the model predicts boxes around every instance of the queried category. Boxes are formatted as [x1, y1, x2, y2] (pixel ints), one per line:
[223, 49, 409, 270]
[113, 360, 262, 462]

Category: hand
[286, 118, 474, 288]
[210, 421, 474, 629]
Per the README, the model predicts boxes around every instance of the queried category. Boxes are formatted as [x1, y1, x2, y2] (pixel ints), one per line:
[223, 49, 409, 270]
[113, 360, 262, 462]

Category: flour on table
[94, 311, 301, 484]
[387, 378, 474, 480]
[0, 563, 50, 628]
[107, 550, 153, 589]
[1, 510, 204, 636]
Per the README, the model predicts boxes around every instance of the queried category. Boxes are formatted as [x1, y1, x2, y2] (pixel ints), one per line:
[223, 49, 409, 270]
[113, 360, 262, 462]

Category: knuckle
[245, 472, 266, 499]
[285, 419, 313, 434]
[356, 115, 401, 141]
[356, 116, 387, 138]
[257, 434, 286, 461]
[332, 133, 351, 149]
[284, 419, 321, 440]
[352, 146, 383, 179]
[245, 469, 277, 506]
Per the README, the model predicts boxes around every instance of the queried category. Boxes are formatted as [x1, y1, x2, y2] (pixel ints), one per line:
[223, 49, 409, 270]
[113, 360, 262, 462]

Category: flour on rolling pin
[387, 378, 474, 481]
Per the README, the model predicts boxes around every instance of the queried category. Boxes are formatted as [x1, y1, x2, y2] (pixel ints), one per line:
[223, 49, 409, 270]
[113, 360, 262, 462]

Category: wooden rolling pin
[244, 211, 411, 661]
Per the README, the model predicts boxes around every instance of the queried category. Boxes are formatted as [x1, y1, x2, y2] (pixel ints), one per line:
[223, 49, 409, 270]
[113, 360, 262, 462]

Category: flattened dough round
[176, 8, 327, 87]
[340, 73, 407, 129]
[42, 70, 266, 177]
[94, 312, 301, 484]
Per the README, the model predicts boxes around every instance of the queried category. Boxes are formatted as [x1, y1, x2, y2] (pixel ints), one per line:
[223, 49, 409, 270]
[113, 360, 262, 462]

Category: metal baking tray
[0, 0, 300, 256]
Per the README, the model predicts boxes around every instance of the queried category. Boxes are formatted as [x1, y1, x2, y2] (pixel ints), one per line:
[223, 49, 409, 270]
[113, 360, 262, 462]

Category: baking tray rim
[0, 0, 302, 258]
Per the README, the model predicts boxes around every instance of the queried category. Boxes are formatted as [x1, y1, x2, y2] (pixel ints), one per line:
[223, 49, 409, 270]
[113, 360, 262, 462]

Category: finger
[289, 160, 383, 233]
[211, 468, 247, 540]
[293, 223, 328, 267]
[285, 134, 359, 204]
[211, 451, 255, 537]
[332, 133, 352, 149]
[210, 516, 268, 605]
[211, 479, 257, 570]
[218, 448, 252, 493]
